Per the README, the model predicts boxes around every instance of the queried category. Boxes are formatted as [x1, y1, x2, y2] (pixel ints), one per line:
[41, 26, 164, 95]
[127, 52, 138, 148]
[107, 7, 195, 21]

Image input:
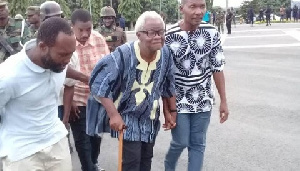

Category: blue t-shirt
[203, 11, 211, 22]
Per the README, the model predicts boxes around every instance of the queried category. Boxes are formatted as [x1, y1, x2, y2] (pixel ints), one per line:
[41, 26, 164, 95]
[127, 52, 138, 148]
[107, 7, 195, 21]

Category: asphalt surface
[72, 23, 300, 171]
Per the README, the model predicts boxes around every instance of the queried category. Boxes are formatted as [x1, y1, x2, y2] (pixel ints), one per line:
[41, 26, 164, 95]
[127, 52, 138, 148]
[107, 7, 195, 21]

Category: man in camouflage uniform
[0, 0, 31, 63]
[98, 6, 126, 52]
[26, 6, 40, 38]
[30, 1, 63, 39]
[215, 10, 225, 34]
[14, 14, 24, 20]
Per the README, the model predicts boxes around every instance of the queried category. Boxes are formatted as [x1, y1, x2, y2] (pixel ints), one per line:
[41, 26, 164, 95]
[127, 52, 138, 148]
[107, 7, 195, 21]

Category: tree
[7, 0, 30, 17]
[82, 0, 103, 27]
[206, 0, 214, 10]
[7, 0, 71, 18]
[67, 0, 83, 12]
[30, 0, 44, 5]
[51, 0, 71, 17]
[258, 0, 291, 13]
[239, 0, 259, 20]
[160, 0, 179, 23]
[118, 0, 142, 29]
[238, 0, 291, 20]
[140, 0, 152, 13]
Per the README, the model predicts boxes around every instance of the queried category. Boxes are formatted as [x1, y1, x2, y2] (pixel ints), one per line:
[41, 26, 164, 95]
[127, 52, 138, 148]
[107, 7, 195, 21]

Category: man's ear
[136, 32, 141, 38]
[38, 41, 48, 53]
[179, 4, 184, 15]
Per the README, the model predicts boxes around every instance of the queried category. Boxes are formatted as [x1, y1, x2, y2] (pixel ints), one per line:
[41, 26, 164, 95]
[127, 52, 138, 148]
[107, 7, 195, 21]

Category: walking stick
[118, 130, 124, 171]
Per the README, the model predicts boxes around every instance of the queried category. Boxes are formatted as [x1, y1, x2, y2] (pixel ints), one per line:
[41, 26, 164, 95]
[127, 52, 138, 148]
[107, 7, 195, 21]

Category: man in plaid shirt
[68, 9, 110, 171]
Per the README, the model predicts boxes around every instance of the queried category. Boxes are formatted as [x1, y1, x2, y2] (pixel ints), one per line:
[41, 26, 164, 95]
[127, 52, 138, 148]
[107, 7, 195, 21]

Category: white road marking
[232, 28, 283, 33]
[223, 43, 300, 49]
[220, 33, 227, 45]
[226, 34, 287, 39]
[282, 29, 300, 41]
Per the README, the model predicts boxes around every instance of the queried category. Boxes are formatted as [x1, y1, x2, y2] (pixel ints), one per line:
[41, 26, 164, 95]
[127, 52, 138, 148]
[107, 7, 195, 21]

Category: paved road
[72, 23, 300, 171]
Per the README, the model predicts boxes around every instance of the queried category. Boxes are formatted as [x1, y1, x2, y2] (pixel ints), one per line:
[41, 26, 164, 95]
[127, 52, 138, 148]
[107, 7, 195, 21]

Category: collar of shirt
[23, 39, 46, 73]
[134, 41, 161, 71]
[76, 31, 97, 48]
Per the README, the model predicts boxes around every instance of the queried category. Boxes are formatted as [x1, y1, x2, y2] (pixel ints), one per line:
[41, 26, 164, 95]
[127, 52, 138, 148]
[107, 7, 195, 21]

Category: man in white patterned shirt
[164, 0, 229, 170]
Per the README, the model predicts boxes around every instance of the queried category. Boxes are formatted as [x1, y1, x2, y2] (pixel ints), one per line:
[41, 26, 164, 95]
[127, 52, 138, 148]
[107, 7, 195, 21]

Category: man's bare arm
[162, 96, 177, 130]
[62, 86, 74, 125]
[213, 71, 227, 103]
[213, 71, 229, 123]
[96, 97, 125, 131]
[66, 66, 89, 85]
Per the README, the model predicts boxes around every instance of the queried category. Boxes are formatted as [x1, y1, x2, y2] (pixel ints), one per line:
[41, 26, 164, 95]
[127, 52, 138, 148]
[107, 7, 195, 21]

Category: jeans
[122, 141, 155, 171]
[70, 106, 102, 171]
[165, 111, 211, 171]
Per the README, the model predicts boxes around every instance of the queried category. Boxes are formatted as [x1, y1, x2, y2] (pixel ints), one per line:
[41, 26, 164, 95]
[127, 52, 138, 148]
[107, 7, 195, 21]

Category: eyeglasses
[139, 30, 165, 38]
[102, 16, 114, 20]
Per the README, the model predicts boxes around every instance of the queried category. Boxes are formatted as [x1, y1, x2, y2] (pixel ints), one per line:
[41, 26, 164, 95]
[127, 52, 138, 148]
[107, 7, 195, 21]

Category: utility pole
[178, 1, 180, 21]
[160, 0, 162, 13]
[110, 0, 113, 7]
[226, 0, 228, 10]
[89, 0, 92, 16]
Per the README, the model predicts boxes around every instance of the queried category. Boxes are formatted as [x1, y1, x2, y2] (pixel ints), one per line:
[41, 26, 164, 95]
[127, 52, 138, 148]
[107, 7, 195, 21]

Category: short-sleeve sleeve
[64, 52, 80, 87]
[0, 73, 12, 111]
[162, 47, 176, 98]
[209, 31, 225, 73]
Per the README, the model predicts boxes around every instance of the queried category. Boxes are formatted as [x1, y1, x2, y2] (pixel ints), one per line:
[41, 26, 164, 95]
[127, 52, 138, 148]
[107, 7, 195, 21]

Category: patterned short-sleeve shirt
[166, 22, 225, 113]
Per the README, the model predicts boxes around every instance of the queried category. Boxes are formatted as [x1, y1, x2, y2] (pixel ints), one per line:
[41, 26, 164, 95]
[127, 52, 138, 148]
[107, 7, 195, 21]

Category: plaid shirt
[73, 30, 110, 106]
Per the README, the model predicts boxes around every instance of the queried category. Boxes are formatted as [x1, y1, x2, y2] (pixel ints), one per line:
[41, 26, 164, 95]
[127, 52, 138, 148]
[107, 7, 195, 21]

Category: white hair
[135, 11, 165, 33]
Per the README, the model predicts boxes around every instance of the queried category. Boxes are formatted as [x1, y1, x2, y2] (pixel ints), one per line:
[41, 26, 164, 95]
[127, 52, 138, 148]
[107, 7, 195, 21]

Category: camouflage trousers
[0, 48, 6, 64]
[216, 22, 224, 34]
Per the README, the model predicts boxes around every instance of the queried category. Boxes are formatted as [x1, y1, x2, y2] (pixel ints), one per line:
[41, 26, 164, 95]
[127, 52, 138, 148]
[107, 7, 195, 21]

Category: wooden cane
[118, 130, 124, 171]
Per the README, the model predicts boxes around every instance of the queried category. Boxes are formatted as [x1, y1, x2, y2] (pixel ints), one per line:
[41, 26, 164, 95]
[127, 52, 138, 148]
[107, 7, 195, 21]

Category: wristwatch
[169, 109, 177, 113]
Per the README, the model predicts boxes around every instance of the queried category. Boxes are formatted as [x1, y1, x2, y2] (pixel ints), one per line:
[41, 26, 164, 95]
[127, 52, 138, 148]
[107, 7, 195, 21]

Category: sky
[213, 0, 246, 8]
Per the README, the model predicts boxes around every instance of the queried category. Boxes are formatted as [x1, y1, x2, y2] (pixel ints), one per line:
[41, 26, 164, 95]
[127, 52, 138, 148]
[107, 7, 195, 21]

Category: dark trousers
[226, 21, 232, 34]
[122, 141, 155, 171]
[70, 106, 102, 171]
[266, 15, 271, 25]
[58, 105, 73, 153]
[249, 17, 254, 25]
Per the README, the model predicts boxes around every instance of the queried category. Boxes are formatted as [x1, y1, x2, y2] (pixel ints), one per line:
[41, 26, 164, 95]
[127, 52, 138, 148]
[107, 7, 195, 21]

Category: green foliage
[30, 0, 44, 6]
[118, 0, 142, 22]
[206, 0, 214, 10]
[160, 0, 179, 23]
[258, 0, 291, 11]
[7, 0, 71, 18]
[7, 0, 30, 17]
[139, 0, 179, 23]
[52, 0, 71, 17]
[82, 0, 103, 27]
[238, 0, 291, 20]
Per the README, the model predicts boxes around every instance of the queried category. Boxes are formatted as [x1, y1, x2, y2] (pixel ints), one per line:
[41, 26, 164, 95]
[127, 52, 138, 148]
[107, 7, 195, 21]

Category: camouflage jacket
[98, 25, 127, 52]
[29, 25, 38, 39]
[0, 18, 31, 63]
[215, 12, 225, 24]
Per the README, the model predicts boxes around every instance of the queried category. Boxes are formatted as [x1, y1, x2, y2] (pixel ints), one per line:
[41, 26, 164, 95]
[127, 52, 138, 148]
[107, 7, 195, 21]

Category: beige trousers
[2, 137, 72, 171]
